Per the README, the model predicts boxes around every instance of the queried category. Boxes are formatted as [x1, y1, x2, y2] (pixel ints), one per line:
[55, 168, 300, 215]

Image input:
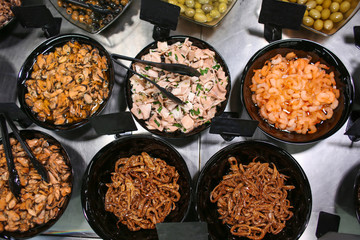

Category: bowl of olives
[164, 0, 238, 27]
[282, 0, 360, 36]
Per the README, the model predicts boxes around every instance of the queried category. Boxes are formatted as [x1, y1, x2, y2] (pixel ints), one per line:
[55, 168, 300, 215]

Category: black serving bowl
[0, 129, 73, 239]
[355, 168, 360, 224]
[17, 33, 115, 131]
[196, 141, 312, 240]
[49, 0, 133, 34]
[240, 39, 354, 144]
[125, 35, 231, 138]
[81, 135, 192, 240]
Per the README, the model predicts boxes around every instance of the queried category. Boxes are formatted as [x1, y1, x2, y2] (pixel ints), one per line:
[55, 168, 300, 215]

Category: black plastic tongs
[111, 54, 201, 105]
[0, 113, 49, 199]
[63, 0, 117, 14]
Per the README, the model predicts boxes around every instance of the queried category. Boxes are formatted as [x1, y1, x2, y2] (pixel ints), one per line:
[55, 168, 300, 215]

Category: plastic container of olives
[165, 0, 238, 27]
[49, 0, 133, 34]
[283, 0, 360, 36]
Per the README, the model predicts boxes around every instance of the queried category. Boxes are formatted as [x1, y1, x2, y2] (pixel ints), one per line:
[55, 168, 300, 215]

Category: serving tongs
[111, 54, 202, 105]
[63, 0, 117, 15]
[0, 113, 49, 198]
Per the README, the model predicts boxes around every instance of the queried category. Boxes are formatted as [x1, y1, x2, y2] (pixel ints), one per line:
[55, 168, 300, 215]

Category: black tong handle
[0, 114, 21, 199]
[6, 117, 49, 183]
[111, 54, 201, 77]
[112, 57, 185, 105]
[64, 0, 115, 14]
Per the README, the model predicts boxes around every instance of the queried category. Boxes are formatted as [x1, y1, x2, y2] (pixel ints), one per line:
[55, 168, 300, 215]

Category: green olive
[323, 19, 334, 30]
[218, 2, 227, 13]
[316, 5, 323, 11]
[194, 12, 207, 22]
[206, 13, 213, 22]
[309, 9, 321, 19]
[330, 2, 340, 12]
[195, 8, 204, 14]
[306, 0, 317, 10]
[197, 0, 209, 4]
[202, 3, 213, 13]
[321, 8, 331, 19]
[322, 0, 331, 8]
[304, 10, 309, 16]
[289, 0, 297, 2]
[315, 0, 324, 4]
[178, 0, 185, 4]
[332, 0, 342, 3]
[168, 0, 178, 5]
[313, 19, 324, 30]
[210, 9, 221, 18]
[303, 16, 315, 26]
[185, 7, 195, 17]
[329, 11, 343, 22]
[297, 0, 308, 4]
[178, 4, 186, 13]
[339, 1, 350, 13]
[185, 0, 195, 8]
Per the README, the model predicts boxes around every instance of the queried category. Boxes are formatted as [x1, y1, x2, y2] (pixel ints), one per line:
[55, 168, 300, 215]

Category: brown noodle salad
[104, 152, 180, 231]
[210, 157, 295, 240]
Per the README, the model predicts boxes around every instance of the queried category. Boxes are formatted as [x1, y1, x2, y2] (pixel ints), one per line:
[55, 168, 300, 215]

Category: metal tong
[111, 54, 202, 105]
[0, 114, 49, 199]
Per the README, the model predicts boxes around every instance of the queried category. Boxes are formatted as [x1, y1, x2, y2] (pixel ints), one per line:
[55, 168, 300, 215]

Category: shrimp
[250, 52, 339, 134]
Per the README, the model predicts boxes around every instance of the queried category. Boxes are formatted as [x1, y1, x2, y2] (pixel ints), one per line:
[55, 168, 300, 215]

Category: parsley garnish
[154, 119, 160, 127]
[168, 51, 172, 56]
[157, 106, 162, 113]
[173, 123, 182, 128]
[175, 54, 178, 61]
[196, 83, 203, 91]
[200, 67, 209, 75]
[212, 64, 220, 70]
[190, 108, 200, 116]
[145, 66, 152, 70]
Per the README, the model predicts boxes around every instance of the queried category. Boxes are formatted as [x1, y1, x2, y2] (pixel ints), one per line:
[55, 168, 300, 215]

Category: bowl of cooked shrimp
[125, 35, 231, 138]
[240, 38, 354, 144]
[196, 140, 312, 240]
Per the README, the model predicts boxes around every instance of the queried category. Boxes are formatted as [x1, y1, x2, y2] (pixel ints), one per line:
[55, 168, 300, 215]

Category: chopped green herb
[200, 67, 209, 75]
[138, 109, 142, 114]
[205, 88, 209, 91]
[173, 123, 182, 128]
[205, 120, 211, 124]
[196, 83, 203, 91]
[176, 106, 180, 111]
[185, 100, 189, 104]
[157, 106, 163, 113]
[181, 54, 185, 58]
[145, 66, 152, 71]
[175, 54, 178, 61]
[153, 101, 160, 105]
[190, 108, 200, 116]
[212, 64, 220, 70]
[198, 116, 204, 120]
[168, 51, 172, 56]
[154, 119, 160, 127]
[141, 74, 150, 78]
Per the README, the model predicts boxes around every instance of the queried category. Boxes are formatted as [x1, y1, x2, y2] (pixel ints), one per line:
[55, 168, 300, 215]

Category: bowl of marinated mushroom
[81, 135, 192, 240]
[126, 35, 231, 138]
[196, 140, 312, 240]
[49, 0, 133, 33]
[17, 34, 115, 131]
[240, 38, 354, 144]
[0, 129, 73, 239]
